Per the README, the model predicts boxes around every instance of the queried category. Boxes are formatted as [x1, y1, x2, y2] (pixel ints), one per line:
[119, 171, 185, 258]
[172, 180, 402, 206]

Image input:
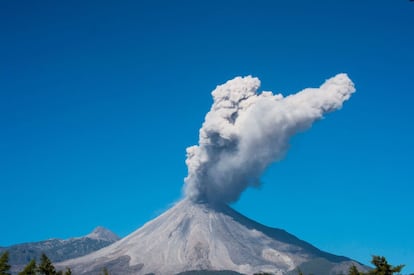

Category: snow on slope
[60, 200, 364, 275]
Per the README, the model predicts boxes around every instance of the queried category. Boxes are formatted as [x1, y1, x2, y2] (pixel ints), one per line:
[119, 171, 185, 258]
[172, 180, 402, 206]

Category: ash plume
[184, 73, 355, 204]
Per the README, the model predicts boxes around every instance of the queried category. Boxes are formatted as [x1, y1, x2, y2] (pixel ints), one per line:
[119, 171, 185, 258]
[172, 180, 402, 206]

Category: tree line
[0, 251, 111, 275]
[254, 255, 408, 275]
[0, 251, 71, 275]
[347, 255, 406, 275]
[1, 251, 409, 275]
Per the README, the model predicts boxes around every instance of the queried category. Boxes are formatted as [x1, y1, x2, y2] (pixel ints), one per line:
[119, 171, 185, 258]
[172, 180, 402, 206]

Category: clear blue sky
[1, 0, 413, 272]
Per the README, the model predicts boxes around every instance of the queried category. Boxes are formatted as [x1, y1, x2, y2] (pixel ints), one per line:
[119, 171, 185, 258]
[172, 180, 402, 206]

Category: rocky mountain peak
[85, 226, 120, 242]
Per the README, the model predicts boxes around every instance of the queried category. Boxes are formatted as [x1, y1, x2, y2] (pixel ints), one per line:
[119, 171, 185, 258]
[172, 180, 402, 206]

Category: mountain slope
[60, 200, 366, 275]
[1, 227, 119, 273]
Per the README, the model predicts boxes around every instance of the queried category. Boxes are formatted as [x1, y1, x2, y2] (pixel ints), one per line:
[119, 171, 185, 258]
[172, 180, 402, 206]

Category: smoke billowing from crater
[184, 74, 355, 204]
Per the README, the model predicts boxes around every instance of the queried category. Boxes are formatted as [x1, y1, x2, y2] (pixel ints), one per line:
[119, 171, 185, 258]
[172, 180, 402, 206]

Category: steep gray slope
[1, 227, 119, 273]
[60, 200, 366, 275]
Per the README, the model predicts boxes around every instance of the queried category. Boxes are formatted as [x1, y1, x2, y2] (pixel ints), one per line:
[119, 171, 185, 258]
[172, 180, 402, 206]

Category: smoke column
[184, 73, 355, 204]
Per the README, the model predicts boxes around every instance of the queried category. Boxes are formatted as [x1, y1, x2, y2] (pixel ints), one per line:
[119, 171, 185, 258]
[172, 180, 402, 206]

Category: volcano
[60, 200, 365, 275]
[59, 74, 359, 274]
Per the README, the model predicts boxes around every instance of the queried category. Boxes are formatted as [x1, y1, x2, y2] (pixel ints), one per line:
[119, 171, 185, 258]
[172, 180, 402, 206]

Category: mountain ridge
[1, 226, 120, 274]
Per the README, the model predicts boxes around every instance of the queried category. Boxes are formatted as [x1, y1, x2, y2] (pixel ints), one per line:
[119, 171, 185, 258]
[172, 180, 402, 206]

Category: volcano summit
[61, 200, 365, 275]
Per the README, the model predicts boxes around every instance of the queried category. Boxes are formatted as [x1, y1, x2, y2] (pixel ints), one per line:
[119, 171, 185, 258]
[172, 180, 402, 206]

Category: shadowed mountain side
[217, 203, 349, 263]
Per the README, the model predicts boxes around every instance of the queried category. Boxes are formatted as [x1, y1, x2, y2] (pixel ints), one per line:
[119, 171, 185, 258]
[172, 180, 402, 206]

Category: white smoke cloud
[184, 73, 355, 204]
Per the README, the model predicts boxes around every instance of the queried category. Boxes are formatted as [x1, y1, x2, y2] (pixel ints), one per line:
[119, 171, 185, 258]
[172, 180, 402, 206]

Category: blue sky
[1, 0, 413, 272]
